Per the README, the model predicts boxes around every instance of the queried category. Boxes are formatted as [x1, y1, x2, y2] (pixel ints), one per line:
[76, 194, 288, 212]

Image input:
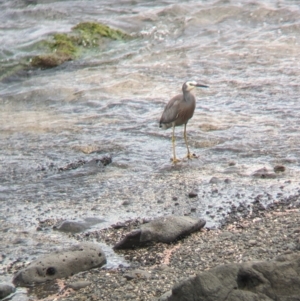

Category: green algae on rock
[72, 22, 130, 41]
[49, 33, 78, 56]
[30, 22, 130, 69]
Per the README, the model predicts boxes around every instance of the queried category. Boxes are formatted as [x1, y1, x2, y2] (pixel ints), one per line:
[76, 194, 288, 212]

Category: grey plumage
[159, 81, 208, 163]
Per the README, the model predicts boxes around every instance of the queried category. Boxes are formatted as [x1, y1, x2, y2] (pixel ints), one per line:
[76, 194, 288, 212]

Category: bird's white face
[185, 81, 198, 91]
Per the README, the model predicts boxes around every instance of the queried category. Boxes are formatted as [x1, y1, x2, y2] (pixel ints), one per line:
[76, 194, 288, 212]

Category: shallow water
[1, 0, 300, 297]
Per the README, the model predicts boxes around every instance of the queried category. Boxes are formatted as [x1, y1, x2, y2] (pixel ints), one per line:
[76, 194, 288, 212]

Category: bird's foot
[171, 157, 181, 164]
[186, 152, 198, 160]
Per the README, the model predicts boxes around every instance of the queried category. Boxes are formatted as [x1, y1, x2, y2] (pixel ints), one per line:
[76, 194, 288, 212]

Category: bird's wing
[160, 95, 182, 124]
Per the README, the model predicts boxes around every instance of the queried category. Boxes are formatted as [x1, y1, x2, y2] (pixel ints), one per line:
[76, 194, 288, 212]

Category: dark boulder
[0, 283, 15, 299]
[162, 253, 300, 301]
[114, 215, 206, 249]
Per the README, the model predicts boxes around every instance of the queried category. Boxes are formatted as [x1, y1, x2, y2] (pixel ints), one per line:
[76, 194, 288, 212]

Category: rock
[67, 281, 91, 290]
[114, 216, 206, 249]
[13, 243, 106, 287]
[54, 218, 105, 233]
[123, 269, 151, 280]
[58, 156, 111, 172]
[0, 283, 15, 299]
[274, 165, 286, 173]
[165, 253, 300, 301]
[252, 167, 276, 179]
[31, 53, 73, 68]
[54, 221, 89, 233]
[158, 289, 172, 301]
[111, 222, 127, 229]
[209, 177, 221, 184]
[188, 191, 198, 198]
[114, 229, 143, 249]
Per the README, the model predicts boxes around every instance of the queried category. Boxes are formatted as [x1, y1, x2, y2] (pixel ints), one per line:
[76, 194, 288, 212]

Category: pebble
[67, 281, 91, 290]
[209, 177, 221, 184]
[274, 165, 286, 173]
[188, 192, 198, 198]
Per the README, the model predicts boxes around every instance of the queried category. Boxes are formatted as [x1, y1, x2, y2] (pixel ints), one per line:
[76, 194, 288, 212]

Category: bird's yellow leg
[172, 125, 180, 163]
[184, 123, 193, 159]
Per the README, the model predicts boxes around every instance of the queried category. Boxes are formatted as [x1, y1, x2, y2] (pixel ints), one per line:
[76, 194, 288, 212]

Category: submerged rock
[54, 221, 89, 233]
[31, 53, 73, 68]
[114, 216, 206, 249]
[30, 22, 131, 69]
[58, 156, 112, 172]
[73, 22, 130, 40]
[252, 167, 276, 179]
[13, 243, 106, 287]
[274, 165, 286, 173]
[162, 253, 300, 301]
[54, 217, 105, 233]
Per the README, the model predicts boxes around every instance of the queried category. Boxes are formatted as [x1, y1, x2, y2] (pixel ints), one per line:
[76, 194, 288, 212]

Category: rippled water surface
[1, 0, 300, 296]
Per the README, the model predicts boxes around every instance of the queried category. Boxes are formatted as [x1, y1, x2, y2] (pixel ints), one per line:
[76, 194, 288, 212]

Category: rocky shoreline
[8, 192, 298, 301]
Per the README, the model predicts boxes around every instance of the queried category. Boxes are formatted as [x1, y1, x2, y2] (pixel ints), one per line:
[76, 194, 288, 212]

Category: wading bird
[159, 81, 208, 163]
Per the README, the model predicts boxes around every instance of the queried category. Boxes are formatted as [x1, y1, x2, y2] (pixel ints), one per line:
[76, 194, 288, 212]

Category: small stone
[222, 249, 234, 255]
[286, 243, 296, 251]
[274, 165, 286, 173]
[172, 196, 178, 201]
[209, 177, 221, 184]
[256, 247, 266, 254]
[111, 222, 127, 229]
[123, 269, 151, 280]
[249, 240, 257, 246]
[67, 281, 91, 290]
[188, 192, 198, 198]
[122, 200, 131, 206]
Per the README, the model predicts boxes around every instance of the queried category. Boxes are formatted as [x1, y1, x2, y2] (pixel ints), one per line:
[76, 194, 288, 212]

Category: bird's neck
[184, 91, 194, 102]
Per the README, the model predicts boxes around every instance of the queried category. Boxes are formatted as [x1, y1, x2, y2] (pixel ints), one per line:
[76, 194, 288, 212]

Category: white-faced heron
[159, 81, 208, 163]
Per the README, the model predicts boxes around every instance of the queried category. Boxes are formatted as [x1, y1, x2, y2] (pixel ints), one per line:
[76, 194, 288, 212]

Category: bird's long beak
[195, 83, 209, 88]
